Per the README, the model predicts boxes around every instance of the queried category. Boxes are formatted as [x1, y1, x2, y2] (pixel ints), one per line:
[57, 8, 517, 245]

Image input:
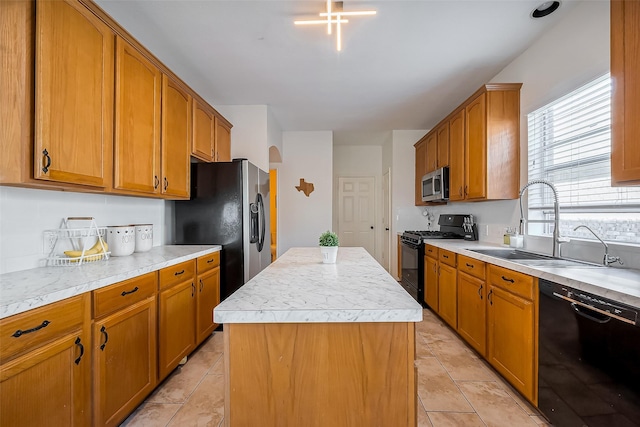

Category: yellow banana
[90, 238, 108, 253]
[64, 237, 109, 259]
[64, 248, 99, 258]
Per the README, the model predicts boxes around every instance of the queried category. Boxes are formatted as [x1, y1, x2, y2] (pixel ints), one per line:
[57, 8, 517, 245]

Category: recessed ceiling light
[531, 1, 561, 18]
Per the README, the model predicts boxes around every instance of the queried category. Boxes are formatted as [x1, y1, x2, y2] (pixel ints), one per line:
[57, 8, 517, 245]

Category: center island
[214, 247, 423, 427]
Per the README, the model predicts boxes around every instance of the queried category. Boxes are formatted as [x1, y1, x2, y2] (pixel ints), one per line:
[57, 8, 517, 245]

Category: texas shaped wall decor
[295, 178, 314, 197]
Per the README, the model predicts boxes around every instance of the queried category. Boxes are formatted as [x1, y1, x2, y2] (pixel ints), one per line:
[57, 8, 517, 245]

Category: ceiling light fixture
[531, 1, 561, 18]
[294, 1, 376, 51]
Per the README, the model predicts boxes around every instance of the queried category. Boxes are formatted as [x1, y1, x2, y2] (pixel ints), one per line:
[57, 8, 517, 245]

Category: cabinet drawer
[424, 244, 438, 259]
[159, 260, 195, 290]
[439, 249, 456, 267]
[0, 294, 87, 364]
[197, 251, 220, 273]
[458, 255, 486, 280]
[489, 265, 534, 300]
[93, 272, 157, 318]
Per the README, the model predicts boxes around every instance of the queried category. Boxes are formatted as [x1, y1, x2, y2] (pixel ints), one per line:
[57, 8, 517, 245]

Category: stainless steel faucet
[519, 179, 567, 258]
[573, 225, 624, 266]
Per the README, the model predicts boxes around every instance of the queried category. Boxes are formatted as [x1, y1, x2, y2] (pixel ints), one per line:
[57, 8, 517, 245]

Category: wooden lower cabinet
[457, 271, 487, 356]
[0, 295, 91, 427]
[424, 255, 438, 310]
[196, 266, 220, 344]
[158, 278, 196, 380]
[438, 263, 457, 329]
[487, 284, 536, 402]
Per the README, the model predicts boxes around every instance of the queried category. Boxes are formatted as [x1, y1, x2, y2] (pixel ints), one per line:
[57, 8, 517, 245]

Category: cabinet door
[611, 0, 640, 185]
[94, 297, 157, 427]
[438, 263, 457, 329]
[192, 99, 215, 162]
[158, 279, 196, 380]
[114, 37, 161, 194]
[424, 256, 438, 311]
[425, 133, 438, 173]
[437, 123, 450, 168]
[415, 140, 427, 206]
[215, 116, 232, 162]
[465, 93, 487, 199]
[161, 75, 191, 199]
[0, 330, 90, 427]
[196, 267, 220, 344]
[457, 272, 486, 356]
[34, 0, 113, 187]
[487, 285, 535, 401]
[448, 109, 465, 201]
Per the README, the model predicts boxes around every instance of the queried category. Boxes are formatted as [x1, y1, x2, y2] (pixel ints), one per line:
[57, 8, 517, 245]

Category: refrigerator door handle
[249, 200, 259, 244]
[257, 193, 265, 252]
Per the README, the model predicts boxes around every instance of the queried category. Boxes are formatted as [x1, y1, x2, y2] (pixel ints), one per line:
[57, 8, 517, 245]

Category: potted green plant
[319, 230, 339, 263]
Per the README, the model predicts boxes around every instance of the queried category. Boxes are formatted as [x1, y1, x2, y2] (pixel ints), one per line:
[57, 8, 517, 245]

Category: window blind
[527, 73, 640, 243]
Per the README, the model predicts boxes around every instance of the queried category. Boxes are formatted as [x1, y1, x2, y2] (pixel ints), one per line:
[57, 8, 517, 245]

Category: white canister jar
[134, 224, 153, 252]
[107, 225, 136, 256]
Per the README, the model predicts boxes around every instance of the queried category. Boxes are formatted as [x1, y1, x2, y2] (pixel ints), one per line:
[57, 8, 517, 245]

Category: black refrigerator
[174, 159, 270, 300]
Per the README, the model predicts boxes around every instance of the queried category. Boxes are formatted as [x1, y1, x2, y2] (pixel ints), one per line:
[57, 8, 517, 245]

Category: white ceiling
[95, 0, 579, 135]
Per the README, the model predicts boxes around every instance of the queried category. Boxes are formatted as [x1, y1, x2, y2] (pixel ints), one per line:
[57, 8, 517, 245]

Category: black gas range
[399, 214, 477, 305]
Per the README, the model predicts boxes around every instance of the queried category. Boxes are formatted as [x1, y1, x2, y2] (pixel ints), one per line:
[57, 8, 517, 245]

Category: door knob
[385, 227, 390, 231]
[370, 226, 374, 229]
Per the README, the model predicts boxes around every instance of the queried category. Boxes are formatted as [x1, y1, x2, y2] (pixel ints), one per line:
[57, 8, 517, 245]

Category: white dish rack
[44, 217, 111, 266]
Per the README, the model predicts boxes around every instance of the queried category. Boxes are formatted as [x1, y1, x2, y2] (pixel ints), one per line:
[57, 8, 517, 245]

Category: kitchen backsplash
[0, 186, 166, 274]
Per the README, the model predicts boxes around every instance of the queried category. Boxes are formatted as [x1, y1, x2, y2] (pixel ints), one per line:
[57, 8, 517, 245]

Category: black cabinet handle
[501, 276, 515, 283]
[191, 282, 195, 297]
[443, 254, 449, 259]
[207, 258, 214, 264]
[121, 286, 139, 296]
[200, 279, 204, 292]
[466, 263, 474, 268]
[42, 149, 51, 173]
[12, 320, 50, 338]
[174, 270, 185, 276]
[488, 289, 493, 305]
[100, 325, 109, 351]
[164, 177, 168, 191]
[74, 337, 84, 365]
[154, 176, 159, 189]
[459, 187, 463, 196]
[478, 284, 483, 299]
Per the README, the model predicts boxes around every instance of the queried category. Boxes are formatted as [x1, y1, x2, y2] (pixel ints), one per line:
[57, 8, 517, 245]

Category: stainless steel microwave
[422, 167, 449, 202]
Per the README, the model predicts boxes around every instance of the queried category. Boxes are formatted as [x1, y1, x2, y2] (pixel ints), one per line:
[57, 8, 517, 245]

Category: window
[527, 73, 640, 244]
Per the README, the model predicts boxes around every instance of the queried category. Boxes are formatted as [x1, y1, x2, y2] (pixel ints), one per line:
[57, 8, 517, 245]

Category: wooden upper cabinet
[161, 75, 191, 199]
[448, 109, 465, 201]
[191, 99, 215, 162]
[414, 138, 428, 205]
[611, 0, 640, 185]
[465, 93, 488, 199]
[215, 116, 232, 162]
[436, 122, 450, 169]
[114, 37, 161, 194]
[34, 0, 114, 188]
[425, 133, 438, 173]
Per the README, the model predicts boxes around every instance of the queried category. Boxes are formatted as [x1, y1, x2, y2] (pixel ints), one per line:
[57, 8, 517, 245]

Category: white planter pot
[320, 246, 338, 264]
[107, 225, 136, 257]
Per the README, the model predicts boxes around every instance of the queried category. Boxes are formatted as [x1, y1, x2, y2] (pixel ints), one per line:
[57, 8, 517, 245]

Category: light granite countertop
[214, 247, 423, 324]
[423, 240, 640, 308]
[0, 245, 221, 319]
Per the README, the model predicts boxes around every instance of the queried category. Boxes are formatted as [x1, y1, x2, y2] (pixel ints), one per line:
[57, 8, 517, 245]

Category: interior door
[381, 169, 391, 272]
[338, 177, 376, 257]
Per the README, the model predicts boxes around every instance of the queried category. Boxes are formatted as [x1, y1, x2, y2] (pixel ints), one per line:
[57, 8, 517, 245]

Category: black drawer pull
[174, 270, 185, 276]
[100, 325, 109, 351]
[501, 275, 515, 283]
[12, 320, 50, 337]
[465, 263, 474, 268]
[121, 286, 139, 296]
[207, 258, 215, 263]
[442, 254, 449, 259]
[74, 337, 84, 365]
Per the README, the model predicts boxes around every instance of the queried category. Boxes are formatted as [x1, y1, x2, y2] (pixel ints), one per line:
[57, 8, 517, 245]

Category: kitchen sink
[467, 249, 604, 268]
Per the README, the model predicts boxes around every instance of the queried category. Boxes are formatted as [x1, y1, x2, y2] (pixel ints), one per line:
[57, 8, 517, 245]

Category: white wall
[0, 187, 165, 274]
[333, 145, 383, 261]
[278, 131, 333, 254]
[267, 108, 283, 163]
[215, 105, 269, 171]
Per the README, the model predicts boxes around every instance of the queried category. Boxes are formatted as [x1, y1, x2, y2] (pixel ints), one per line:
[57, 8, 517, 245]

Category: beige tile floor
[121, 309, 550, 426]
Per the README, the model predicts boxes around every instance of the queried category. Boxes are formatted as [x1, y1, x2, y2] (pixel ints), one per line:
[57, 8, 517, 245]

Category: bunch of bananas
[64, 237, 109, 262]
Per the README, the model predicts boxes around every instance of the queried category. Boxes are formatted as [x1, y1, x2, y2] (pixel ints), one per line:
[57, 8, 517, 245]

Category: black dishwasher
[538, 279, 640, 426]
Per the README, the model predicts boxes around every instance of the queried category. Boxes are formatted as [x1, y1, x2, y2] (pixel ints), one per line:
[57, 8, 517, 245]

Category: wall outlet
[43, 232, 57, 255]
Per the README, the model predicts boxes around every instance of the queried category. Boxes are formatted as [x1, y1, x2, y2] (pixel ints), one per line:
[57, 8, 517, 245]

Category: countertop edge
[214, 308, 424, 324]
[0, 245, 221, 319]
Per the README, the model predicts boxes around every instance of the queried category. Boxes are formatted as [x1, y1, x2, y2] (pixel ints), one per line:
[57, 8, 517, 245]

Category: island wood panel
[224, 322, 416, 427]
